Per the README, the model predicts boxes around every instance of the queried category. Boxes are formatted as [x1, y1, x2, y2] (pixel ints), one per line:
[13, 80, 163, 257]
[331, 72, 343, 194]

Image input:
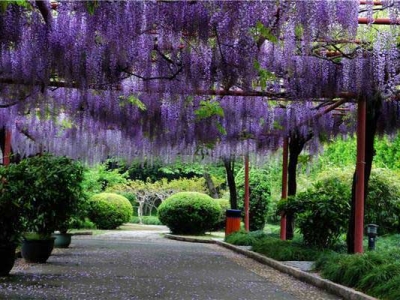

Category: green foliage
[225, 231, 321, 261]
[236, 168, 271, 231]
[212, 199, 231, 231]
[130, 216, 163, 225]
[88, 193, 133, 229]
[315, 250, 400, 300]
[254, 60, 277, 91]
[0, 165, 26, 245]
[225, 230, 267, 246]
[194, 99, 226, 135]
[157, 192, 221, 235]
[118, 95, 146, 111]
[253, 237, 321, 261]
[3, 154, 85, 238]
[255, 21, 278, 44]
[69, 217, 96, 230]
[82, 163, 128, 197]
[0, 0, 29, 13]
[366, 169, 400, 234]
[279, 175, 350, 248]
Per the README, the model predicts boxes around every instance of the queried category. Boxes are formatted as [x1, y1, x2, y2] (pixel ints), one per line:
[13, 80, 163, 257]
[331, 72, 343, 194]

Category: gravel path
[0, 226, 341, 300]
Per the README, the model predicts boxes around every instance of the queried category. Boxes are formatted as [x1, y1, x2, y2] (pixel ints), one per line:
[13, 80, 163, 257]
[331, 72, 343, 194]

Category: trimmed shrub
[88, 193, 133, 229]
[157, 192, 221, 235]
[236, 168, 271, 231]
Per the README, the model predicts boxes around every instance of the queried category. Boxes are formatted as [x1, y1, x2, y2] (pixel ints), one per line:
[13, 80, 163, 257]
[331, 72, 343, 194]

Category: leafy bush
[225, 230, 267, 246]
[236, 168, 271, 231]
[88, 193, 133, 229]
[278, 174, 351, 249]
[157, 192, 221, 234]
[130, 216, 163, 225]
[212, 199, 230, 231]
[82, 164, 128, 197]
[3, 154, 85, 238]
[366, 169, 400, 235]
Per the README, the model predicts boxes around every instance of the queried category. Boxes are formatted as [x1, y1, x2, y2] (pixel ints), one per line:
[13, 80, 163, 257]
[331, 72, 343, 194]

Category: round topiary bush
[88, 193, 133, 229]
[157, 192, 221, 235]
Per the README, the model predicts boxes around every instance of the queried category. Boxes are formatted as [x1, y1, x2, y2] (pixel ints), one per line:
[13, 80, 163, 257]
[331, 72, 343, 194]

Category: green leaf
[119, 95, 147, 111]
[256, 21, 278, 44]
[194, 100, 224, 121]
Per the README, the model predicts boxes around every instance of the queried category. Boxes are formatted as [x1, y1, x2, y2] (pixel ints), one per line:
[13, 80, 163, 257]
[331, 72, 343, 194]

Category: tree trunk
[347, 95, 382, 253]
[223, 157, 238, 209]
[204, 172, 219, 198]
[286, 130, 313, 240]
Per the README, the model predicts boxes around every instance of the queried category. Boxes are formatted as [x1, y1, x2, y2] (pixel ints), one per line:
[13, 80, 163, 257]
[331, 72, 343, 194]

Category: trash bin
[225, 209, 241, 236]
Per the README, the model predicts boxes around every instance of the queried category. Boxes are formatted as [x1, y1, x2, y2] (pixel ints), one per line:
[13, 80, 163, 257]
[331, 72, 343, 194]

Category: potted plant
[9, 154, 85, 262]
[0, 164, 26, 275]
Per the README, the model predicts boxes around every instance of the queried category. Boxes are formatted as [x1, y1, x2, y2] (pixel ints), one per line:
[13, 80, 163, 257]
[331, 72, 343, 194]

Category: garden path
[0, 226, 341, 300]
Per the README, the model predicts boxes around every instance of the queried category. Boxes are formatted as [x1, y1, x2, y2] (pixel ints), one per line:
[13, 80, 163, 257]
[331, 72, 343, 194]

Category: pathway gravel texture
[0, 226, 341, 300]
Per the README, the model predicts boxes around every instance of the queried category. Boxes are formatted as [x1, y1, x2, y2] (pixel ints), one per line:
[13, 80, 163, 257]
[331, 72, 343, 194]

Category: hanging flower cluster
[0, 1, 399, 162]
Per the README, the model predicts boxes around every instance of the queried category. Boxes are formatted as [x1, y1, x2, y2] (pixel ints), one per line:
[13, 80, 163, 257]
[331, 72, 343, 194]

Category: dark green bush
[157, 192, 221, 235]
[2, 154, 85, 238]
[278, 176, 350, 249]
[236, 169, 271, 231]
[212, 199, 230, 231]
[88, 193, 133, 229]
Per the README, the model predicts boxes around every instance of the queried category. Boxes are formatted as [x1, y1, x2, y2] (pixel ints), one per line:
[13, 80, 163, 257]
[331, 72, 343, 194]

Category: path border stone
[165, 234, 377, 300]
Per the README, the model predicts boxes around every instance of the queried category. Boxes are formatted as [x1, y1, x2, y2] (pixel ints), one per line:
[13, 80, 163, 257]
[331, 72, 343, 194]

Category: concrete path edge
[164, 234, 377, 300]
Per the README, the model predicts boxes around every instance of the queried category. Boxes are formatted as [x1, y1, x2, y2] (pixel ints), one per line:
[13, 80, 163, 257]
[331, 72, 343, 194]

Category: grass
[314, 235, 400, 300]
[225, 228, 400, 299]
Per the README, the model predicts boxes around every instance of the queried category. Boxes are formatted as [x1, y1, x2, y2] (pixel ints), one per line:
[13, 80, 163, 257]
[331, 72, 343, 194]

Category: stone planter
[53, 233, 72, 248]
[21, 238, 55, 263]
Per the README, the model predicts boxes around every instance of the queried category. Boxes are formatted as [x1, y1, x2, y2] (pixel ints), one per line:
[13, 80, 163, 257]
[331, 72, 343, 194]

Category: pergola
[1, 1, 400, 254]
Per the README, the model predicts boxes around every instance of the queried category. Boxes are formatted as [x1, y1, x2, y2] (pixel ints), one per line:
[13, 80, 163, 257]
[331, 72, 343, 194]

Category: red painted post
[3, 130, 11, 166]
[244, 154, 250, 232]
[355, 97, 366, 253]
[280, 137, 288, 240]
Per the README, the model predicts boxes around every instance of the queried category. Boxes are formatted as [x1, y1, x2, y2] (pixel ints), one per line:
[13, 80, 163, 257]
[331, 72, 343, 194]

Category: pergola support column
[244, 154, 250, 231]
[355, 97, 366, 253]
[280, 137, 288, 240]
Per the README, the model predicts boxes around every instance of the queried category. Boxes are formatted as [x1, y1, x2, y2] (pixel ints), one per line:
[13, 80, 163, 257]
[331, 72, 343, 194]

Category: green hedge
[157, 192, 221, 235]
[88, 193, 133, 229]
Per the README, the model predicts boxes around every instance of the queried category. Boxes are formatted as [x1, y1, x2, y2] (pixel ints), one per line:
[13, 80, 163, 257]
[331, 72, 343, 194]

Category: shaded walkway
[0, 227, 341, 300]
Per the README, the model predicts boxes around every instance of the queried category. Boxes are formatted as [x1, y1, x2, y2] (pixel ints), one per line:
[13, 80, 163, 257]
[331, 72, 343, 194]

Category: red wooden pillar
[3, 130, 11, 166]
[244, 154, 250, 231]
[280, 137, 288, 240]
[355, 97, 366, 253]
